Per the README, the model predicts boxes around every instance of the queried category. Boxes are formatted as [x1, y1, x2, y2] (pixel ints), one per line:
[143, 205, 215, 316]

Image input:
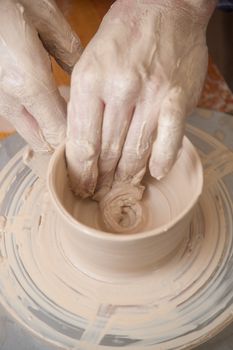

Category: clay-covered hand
[0, 0, 82, 152]
[66, 0, 216, 198]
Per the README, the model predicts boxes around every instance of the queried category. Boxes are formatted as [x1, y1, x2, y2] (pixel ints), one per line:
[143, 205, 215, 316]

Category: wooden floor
[53, 0, 114, 85]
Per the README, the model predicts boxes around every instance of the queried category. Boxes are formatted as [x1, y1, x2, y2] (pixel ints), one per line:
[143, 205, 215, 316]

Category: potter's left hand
[66, 0, 216, 198]
[0, 0, 82, 152]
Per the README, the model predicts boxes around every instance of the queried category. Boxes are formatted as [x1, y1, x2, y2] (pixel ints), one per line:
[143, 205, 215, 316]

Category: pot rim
[47, 136, 203, 242]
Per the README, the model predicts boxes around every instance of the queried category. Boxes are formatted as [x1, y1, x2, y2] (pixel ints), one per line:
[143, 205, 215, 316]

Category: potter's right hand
[0, 0, 82, 152]
[66, 0, 216, 198]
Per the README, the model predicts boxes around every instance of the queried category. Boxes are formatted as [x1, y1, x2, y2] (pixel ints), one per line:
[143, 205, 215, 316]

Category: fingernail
[150, 166, 169, 180]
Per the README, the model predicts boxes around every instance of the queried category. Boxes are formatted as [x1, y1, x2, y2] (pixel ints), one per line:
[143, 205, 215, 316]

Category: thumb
[19, 0, 83, 73]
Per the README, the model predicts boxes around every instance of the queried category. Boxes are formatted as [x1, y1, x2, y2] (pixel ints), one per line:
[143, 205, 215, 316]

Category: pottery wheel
[0, 109, 233, 349]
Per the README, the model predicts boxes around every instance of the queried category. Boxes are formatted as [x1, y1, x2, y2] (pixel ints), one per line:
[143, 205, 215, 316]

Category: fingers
[94, 102, 135, 199]
[66, 86, 104, 198]
[0, 1, 66, 149]
[149, 87, 186, 180]
[23, 91, 67, 149]
[12, 108, 53, 153]
[18, 0, 83, 73]
[114, 99, 159, 186]
[0, 90, 52, 152]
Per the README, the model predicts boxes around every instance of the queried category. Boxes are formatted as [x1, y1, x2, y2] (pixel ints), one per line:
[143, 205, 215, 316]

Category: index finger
[66, 67, 104, 197]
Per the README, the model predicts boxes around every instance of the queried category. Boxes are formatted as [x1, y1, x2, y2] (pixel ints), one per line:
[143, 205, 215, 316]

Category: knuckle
[78, 71, 96, 90]
[101, 144, 121, 160]
[78, 143, 98, 162]
[124, 145, 149, 161]
[67, 139, 99, 163]
[107, 72, 141, 100]
[73, 66, 99, 93]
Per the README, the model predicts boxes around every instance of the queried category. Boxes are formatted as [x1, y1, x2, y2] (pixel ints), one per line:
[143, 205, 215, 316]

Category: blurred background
[207, 8, 233, 91]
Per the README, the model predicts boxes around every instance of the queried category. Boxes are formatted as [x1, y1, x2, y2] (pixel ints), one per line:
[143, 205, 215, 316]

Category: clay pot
[47, 137, 203, 280]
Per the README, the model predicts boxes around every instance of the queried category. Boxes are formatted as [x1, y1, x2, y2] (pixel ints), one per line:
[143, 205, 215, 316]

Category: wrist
[113, 0, 217, 17]
[181, 0, 218, 12]
[150, 0, 217, 23]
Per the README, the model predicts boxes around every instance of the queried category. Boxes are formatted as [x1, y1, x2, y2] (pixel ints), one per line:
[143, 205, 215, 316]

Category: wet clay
[98, 183, 145, 233]
[1, 125, 233, 349]
[46, 137, 203, 279]
[52, 137, 202, 235]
